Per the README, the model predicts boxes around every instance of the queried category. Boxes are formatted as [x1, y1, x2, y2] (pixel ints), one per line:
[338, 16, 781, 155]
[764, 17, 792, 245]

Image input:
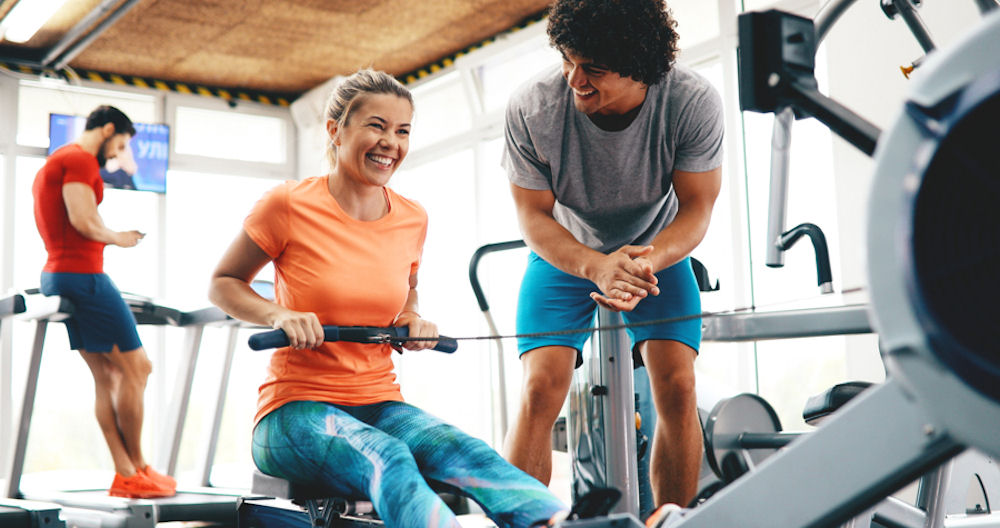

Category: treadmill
[1, 293, 66, 528]
[4, 291, 239, 528]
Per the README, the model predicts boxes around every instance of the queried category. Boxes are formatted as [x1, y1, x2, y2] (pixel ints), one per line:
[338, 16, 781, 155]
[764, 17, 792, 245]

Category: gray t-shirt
[502, 64, 725, 253]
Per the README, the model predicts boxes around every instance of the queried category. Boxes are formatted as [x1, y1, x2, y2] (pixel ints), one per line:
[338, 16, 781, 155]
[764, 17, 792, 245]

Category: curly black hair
[546, 0, 680, 85]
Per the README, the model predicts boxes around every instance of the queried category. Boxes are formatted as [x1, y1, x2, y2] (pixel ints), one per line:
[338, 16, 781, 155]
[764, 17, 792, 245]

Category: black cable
[395, 287, 867, 343]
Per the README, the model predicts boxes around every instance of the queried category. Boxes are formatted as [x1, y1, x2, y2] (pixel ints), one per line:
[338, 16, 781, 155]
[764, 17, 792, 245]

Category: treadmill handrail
[17, 295, 74, 322]
[0, 294, 26, 317]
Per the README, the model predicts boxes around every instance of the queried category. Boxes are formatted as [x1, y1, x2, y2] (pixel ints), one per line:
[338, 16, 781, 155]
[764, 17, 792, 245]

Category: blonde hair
[325, 69, 413, 169]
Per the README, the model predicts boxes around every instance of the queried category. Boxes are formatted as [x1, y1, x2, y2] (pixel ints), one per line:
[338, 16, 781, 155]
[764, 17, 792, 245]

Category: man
[501, 0, 724, 509]
[32, 105, 176, 498]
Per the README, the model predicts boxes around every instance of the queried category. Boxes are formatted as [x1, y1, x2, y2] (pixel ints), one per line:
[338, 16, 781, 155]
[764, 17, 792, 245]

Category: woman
[209, 69, 567, 528]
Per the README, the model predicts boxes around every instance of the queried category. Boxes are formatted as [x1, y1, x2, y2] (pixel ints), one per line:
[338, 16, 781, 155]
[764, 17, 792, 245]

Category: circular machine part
[907, 69, 1000, 405]
[866, 9, 1000, 457]
[703, 393, 783, 482]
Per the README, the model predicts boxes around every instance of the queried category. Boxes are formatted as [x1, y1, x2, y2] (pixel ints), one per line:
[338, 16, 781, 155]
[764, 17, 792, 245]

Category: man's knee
[112, 347, 153, 382]
[521, 378, 568, 417]
[520, 372, 572, 419]
[650, 370, 697, 413]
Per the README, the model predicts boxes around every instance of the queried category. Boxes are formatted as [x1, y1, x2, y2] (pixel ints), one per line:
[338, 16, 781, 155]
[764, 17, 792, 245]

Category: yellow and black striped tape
[398, 10, 547, 86]
[0, 61, 293, 107]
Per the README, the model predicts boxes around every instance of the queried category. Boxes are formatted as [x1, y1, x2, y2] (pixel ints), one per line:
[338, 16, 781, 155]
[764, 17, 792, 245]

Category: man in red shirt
[32, 105, 175, 498]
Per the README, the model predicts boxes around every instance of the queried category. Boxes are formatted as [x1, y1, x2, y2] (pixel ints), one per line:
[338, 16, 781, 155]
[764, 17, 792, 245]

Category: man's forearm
[71, 213, 120, 245]
[519, 211, 604, 280]
[646, 202, 714, 272]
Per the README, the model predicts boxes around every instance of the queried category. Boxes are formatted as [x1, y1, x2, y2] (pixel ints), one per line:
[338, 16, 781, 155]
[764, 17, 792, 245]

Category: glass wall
[409, 72, 473, 152]
[390, 149, 494, 442]
[174, 107, 287, 164]
[2, 78, 295, 491]
[16, 83, 157, 148]
[163, 170, 281, 486]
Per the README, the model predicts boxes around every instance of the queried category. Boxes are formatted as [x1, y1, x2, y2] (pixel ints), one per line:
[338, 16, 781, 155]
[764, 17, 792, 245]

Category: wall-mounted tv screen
[48, 113, 170, 193]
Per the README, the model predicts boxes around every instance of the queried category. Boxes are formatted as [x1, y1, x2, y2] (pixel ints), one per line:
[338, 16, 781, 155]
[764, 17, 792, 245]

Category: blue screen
[48, 113, 170, 194]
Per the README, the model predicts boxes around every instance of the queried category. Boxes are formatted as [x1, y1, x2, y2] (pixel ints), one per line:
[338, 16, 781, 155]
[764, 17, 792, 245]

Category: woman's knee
[379, 436, 419, 468]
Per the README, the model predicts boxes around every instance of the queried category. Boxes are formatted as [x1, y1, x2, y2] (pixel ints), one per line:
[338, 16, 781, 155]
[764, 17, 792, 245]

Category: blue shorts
[40, 272, 142, 353]
[516, 252, 702, 367]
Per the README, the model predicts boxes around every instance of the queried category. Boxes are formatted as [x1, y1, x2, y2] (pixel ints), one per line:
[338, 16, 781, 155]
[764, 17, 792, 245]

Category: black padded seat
[252, 471, 370, 506]
[803, 381, 874, 425]
[251, 470, 470, 519]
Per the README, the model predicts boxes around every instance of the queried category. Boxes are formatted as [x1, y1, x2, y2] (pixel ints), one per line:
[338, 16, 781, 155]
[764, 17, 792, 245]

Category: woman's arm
[391, 273, 439, 351]
[209, 230, 324, 349]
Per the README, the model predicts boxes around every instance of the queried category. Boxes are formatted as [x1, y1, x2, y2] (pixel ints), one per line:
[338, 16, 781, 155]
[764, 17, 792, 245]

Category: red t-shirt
[243, 176, 427, 423]
[32, 144, 106, 273]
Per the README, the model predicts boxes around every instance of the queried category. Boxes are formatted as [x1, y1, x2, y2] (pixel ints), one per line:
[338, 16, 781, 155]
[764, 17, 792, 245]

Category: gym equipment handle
[248, 326, 458, 353]
[469, 240, 527, 312]
[736, 431, 802, 449]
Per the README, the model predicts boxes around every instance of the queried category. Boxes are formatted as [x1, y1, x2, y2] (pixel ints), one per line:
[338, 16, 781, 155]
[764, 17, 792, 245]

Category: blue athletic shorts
[516, 252, 702, 367]
[40, 272, 142, 353]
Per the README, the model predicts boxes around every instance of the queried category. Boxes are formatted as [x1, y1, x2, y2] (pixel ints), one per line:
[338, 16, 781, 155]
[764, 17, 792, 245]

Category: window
[17, 82, 156, 149]
[389, 149, 495, 443]
[8, 77, 294, 490]
[409, 72, 472, 152]
[174, 107, 287, 163]
[670, 0, 722, 50]
[162, 170, 281, 485]
[475, 138, 532, 437]
[13, 156, 50, 289]
[476, 39, 561, 114]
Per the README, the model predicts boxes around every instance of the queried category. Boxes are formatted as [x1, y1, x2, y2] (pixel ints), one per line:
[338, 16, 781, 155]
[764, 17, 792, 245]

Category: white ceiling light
[0, 0, 72, 44]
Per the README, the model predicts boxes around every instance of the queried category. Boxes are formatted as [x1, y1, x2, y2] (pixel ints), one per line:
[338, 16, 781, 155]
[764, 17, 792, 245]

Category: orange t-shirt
[244, 176, 427, 423]
[32, 144, 106, 273]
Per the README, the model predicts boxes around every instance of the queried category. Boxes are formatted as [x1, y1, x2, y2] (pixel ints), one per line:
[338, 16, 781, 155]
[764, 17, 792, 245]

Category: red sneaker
[108, 472, 175, 498]
[645, 503, 683, 527]
[140, 466, 177, 491]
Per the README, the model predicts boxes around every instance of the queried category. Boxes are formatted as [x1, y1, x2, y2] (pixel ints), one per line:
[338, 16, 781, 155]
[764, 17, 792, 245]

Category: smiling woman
[207, 68, 570, 528]
[327, 93, 412, 209]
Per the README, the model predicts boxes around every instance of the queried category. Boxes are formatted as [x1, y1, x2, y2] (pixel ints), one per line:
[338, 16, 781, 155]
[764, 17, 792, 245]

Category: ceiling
[0, 0, 551, 101]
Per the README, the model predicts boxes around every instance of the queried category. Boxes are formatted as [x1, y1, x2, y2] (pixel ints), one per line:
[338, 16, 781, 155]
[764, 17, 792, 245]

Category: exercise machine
[650, 4, 1000, 527]
[702, 387, 1000, 526]
[1, 293, 66, 528]
[4, 291, 239, 528]
[470, 240, 873, 520]
[237, 325, 473, 528]
[237, 324, 651, 528]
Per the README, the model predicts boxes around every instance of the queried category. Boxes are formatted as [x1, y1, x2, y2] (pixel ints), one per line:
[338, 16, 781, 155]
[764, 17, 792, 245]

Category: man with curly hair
[501, 0, 724, 510]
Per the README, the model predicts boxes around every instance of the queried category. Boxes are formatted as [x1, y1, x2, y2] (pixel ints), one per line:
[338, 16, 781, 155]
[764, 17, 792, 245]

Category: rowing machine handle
[248, 325, 458, 353]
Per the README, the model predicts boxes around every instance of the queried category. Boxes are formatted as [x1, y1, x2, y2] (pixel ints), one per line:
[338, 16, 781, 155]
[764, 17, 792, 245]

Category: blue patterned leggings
[252, 400, 567, 528]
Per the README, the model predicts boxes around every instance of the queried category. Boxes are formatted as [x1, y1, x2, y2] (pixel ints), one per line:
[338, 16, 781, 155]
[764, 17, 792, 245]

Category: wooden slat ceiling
[0, 0, 550, 98]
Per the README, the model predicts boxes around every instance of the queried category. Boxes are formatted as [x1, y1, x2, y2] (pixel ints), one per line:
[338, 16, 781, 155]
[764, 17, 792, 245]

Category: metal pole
[765, 107, 794, 268]
[161, 325, 204, 476]
[198, 324, 239, 487]
[815, 0, 860, 43]
[596, 308, 639, 517]
[5, 320, 47, 499]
